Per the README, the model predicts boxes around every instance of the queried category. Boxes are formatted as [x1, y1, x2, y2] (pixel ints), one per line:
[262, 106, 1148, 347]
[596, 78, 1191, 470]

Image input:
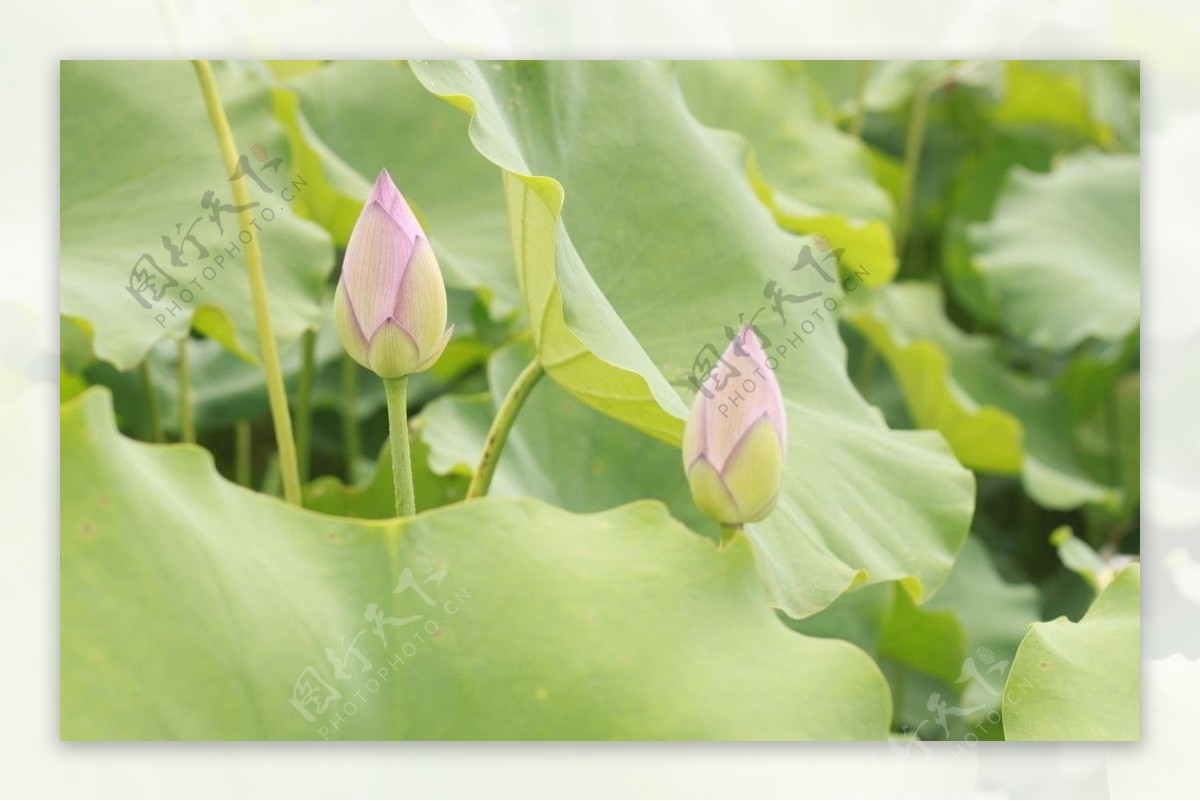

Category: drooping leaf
[846, 282, 1122, 510]
[410, 60, 974, 618]
[967, 150, 1139, 351]
[61, 388, 892, 740]
[60, 60, 335, 370]
[1003, 563, 1139, 741]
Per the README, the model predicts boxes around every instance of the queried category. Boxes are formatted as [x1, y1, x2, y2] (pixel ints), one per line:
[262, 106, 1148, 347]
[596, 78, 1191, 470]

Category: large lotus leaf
[967, 150, 1140, 351]
[60, 60, 335, 370]
[61, 388, 891, 740]
[274, 61, 521, 318]
[675, 61, 896, 284]
[1003, 563, 1139, 740]
[409, 60, 974, 618]
[416, 339, 713, 535]
[846, 282, 1121, 510]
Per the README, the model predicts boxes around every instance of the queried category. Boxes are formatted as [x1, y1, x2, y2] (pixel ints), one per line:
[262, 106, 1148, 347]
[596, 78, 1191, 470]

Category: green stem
[466, 358, 544, 499]
[192, 59, 302, 506]
[139, 361, 164, 443]
[1104, 386, 1121, 487]
[896, 82, 932, 265]
[850, 60, 872, 138]
[235, 420, 252, 487]
[856, 341, 878, 399]
[719, 524, 743, 549]
[295, 328, 317, 483]
[341, 355, 361, 483]
[384, 376, 415, 517]
[177, 337, 194, 444]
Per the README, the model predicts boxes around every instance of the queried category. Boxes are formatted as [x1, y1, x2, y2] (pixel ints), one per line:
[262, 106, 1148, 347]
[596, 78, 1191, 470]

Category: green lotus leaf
[61, 388, 891, 740]
[675, 61, 897, 284]
[967, 150, 1139, 351]
[1003, 563, 1139, 741]
[845, 282, 1122, 510]
[409, 60, 974, 618]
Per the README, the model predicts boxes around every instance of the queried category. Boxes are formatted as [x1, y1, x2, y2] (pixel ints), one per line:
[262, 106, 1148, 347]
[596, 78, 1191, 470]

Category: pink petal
[342, 201, 413, 335]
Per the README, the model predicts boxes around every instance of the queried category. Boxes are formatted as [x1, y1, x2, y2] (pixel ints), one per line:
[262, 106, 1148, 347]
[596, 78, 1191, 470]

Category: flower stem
[192, 59, 302, 506]
[896, 81, 932, 264]
[341, 355, 361, 483]
[139, 360, 164, 443]
[383, 376, 415, 517]
[850, 60, 872, 138]
[295, 328, 317, 483]
[719, 524, 743, 549]
[177, 337, 195, 444]
[235, 420, 252, 487]
[467, 358, 544, 499]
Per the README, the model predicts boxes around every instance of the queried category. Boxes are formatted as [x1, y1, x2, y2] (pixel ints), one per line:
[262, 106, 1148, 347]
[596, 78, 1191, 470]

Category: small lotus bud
[682, 326, 787, 525]
[334, 170, 452, 378]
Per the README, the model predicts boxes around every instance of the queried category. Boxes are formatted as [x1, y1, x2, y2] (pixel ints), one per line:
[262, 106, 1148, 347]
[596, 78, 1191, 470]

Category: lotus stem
[384, 376, 415, 517]
[177, 337, 194, 444]
[342, 355, 361, 483]
[896, 80, 932, 262]
[139, 360, 164, 443]
[295, 328, 317, 483]
[850, 60, 871, 137]
[235, 420, 252, 487]
[467, 357, 544, 499]
[192, 59, 302, 506]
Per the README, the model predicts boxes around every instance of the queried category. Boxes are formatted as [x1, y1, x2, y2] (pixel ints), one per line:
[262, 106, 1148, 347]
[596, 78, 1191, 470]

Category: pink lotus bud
[334, 170, 452, 378]
[682, 326, 787, 525]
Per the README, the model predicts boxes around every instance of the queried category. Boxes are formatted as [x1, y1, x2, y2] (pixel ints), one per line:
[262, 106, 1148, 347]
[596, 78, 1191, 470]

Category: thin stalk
[850, 60, 872, 138]
[139, 361, 164, 443]
[192, 59, 302, 506]
[466, 358, 544, 499]
[383, 377, 415, 517]
[177, 337, 195, 444]
[895, 82, 932, 264]
[295, 328, 317, 483]
[1104, 387, 1121, 487]
[856, 342, 878, 399]
[341, 355, 362, 483]
[235, 420, 252, 487]
[261, 452, 281, 497]
[719, 524, 743, 550]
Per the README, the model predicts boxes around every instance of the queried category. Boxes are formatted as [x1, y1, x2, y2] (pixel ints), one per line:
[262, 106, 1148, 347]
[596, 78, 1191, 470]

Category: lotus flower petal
[332, 170, 453, 379]
[393, 236, 449, 356]
[365, 320, 422, 379]
[682, 326, 787, 525]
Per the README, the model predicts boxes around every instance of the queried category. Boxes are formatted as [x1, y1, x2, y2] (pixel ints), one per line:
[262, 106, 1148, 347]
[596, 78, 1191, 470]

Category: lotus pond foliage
[59, 59, 1140, 741]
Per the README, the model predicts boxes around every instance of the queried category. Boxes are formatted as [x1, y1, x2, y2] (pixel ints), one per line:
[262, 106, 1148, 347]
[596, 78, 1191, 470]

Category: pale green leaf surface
[61, 388, 892, 740]
[1003, 563, 1140, 741]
